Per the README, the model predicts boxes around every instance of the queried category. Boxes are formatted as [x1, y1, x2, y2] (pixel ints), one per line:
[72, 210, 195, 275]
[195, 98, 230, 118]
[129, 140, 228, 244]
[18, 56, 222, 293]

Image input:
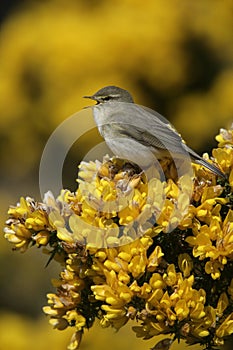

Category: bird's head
[83, 85, 134, 104]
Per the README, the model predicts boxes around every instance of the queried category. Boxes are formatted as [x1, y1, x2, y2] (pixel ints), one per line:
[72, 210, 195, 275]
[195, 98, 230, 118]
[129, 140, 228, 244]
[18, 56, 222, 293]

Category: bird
[83, 85, 225, 179]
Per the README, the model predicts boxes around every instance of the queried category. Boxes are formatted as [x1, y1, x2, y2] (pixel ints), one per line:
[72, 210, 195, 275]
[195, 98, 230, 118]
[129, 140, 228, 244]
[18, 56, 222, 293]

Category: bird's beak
[82, 95, 98, 109]
[83, 95, 99, 105]
[83, 95, 97, 101]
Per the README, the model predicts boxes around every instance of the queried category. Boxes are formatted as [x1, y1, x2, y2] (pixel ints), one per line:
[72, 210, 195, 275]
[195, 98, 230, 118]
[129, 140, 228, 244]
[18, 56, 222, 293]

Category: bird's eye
[102, 96, 110, 101]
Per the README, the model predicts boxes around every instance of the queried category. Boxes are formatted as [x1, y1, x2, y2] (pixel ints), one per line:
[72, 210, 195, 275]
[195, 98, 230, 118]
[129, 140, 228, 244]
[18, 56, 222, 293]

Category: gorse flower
[4, 126, 233, 350]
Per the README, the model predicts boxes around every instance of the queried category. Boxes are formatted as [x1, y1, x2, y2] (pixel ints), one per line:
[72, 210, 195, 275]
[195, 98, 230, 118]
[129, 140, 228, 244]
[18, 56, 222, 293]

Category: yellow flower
[4, 126, 233, 349]
[174, 299, 190, 320]
[33, 231, 50, 246]
[216, 127, 233, 147]
[163, 264, 178, 286]
[7, 197, 32, 218]
[67, 331, 83, 350]
[216, 293, 229, 317]
[205, 260, 223, 280]
[64, 310, 86, 331]
[213, 148, 233, 173]
[186, 209, 233, 278]
[147, 246, 164, 272]
[4, 224, 32, 251]
[216, 312, 233, 338]
[91, 272, 132, 307]
[178, 253, 193, 277]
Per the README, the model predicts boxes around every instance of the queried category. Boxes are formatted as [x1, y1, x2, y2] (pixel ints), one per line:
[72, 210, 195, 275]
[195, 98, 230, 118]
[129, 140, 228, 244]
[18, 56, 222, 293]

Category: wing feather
[102, 103, 186, 155]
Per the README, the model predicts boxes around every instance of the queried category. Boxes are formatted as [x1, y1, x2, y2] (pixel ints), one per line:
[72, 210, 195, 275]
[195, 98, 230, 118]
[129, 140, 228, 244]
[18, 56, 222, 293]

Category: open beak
[83, 95, 99, 105]
[83, 95, 99, 109]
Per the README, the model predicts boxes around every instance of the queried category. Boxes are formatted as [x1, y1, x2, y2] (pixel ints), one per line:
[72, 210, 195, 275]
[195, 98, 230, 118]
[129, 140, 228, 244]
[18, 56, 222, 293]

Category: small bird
[84, 85, 225, 178]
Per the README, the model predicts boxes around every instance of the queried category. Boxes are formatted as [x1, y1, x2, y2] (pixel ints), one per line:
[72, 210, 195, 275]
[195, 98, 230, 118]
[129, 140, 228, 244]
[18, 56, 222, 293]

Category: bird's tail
[183, 144, 226, 178]
[193, 158, 225, 178]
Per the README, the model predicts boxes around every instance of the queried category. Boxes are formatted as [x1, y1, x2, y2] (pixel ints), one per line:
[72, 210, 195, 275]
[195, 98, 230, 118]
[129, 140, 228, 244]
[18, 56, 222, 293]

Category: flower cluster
[4, 126, 233, 350]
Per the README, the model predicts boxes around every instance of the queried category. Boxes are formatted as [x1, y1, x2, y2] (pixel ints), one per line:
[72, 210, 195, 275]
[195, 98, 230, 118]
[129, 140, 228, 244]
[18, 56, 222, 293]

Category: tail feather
[194, 158, 225, 178]
[183, 144, 226, 178]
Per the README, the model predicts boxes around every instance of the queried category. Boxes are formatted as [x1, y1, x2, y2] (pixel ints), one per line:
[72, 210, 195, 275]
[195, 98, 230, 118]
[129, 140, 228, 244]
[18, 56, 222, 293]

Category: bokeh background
[0, 0, 233, 349]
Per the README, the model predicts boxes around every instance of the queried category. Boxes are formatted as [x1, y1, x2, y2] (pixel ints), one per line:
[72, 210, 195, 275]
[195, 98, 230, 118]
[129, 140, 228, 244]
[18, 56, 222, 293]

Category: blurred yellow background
[0, 0, 233, 349]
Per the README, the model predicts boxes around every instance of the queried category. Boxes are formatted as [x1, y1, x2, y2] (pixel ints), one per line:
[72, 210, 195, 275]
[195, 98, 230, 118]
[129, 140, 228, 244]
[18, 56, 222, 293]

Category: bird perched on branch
[84, 85, 225, 179]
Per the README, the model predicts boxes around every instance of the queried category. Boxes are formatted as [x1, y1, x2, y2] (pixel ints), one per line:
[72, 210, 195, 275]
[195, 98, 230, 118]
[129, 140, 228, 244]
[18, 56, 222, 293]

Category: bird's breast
[92, 104, 118, 138]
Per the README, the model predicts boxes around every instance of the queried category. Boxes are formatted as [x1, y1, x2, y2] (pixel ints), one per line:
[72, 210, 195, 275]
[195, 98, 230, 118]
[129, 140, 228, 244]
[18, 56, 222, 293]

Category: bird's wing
[139, 105, 185, 151]
[99, 102, 225, 177]
[106, 103, 187, 156]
